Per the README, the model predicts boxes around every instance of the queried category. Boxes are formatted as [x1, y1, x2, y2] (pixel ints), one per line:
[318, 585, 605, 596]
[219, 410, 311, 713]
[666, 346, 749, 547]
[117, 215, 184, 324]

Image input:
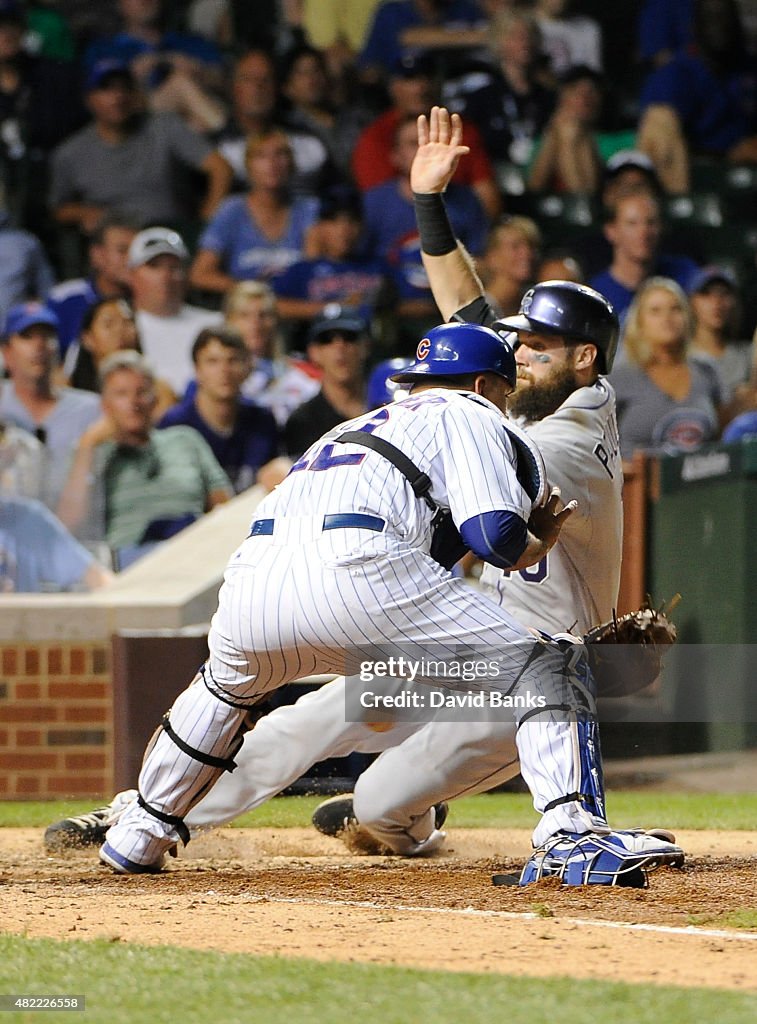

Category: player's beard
[508, 362, 578, 422]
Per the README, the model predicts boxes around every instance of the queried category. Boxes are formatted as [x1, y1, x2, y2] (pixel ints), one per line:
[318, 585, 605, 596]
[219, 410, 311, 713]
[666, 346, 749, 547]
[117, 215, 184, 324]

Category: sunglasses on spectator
[311, 330, 362, 345]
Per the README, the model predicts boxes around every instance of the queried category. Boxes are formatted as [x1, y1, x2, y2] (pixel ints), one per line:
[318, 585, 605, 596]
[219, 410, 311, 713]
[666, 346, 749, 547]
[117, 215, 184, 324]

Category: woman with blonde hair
[611, 276, 721, 458]
[190, 129, 320, 294]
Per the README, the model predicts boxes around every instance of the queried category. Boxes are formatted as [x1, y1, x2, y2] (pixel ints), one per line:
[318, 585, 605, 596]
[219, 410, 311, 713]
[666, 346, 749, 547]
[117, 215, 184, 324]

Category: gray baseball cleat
[312, 793, 449, 837]
[44, 790, 138, 852]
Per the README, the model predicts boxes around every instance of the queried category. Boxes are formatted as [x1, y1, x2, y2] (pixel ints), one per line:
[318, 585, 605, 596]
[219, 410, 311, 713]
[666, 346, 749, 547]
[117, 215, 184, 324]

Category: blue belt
[249, 513, 385, 537]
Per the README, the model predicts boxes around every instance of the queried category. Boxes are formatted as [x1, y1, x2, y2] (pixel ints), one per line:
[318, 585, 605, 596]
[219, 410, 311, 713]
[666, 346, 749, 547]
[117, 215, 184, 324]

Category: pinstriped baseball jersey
[203, 386, 540, 702]
[254, 387, 534, 559]
[482, 378, 622, 634]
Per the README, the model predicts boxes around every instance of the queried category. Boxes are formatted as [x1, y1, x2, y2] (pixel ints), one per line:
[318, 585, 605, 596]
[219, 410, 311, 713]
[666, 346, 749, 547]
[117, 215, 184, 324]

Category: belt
[249, 513, 385, 537]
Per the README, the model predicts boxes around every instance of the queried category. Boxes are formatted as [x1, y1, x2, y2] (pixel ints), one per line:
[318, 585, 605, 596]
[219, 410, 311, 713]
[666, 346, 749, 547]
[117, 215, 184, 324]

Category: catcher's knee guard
[519, 829, 685, 888]
[135, 668, 260, 845]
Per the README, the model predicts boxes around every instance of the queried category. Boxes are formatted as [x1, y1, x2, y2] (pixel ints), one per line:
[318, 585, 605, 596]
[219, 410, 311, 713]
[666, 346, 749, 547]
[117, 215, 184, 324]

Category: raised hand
[411, 105, 470, 195]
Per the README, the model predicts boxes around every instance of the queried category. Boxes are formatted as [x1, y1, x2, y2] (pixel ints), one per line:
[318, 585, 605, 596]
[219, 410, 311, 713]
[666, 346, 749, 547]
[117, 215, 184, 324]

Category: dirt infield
[1, 827, 755, 991]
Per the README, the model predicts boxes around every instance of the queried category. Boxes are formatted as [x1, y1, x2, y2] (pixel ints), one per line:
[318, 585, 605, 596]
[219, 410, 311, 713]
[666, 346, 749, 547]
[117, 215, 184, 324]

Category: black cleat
[44, 790, 138, 853]
[45, 808, 111, 851]
[312, 794, 449, 837]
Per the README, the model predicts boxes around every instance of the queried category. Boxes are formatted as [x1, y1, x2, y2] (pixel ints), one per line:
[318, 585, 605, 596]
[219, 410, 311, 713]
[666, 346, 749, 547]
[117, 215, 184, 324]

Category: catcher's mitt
[584, 597, 679, 698]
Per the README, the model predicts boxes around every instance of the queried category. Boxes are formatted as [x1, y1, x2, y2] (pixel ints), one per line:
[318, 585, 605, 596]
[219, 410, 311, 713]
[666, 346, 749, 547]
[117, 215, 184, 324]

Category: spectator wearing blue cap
[0, 302, 100, 507]
[688, 266, 753, 408]
[366, 358, 413, 410]
[49, 58, 232, 235]
[284, 308, 370, 457]
[84, 0, 226, 135]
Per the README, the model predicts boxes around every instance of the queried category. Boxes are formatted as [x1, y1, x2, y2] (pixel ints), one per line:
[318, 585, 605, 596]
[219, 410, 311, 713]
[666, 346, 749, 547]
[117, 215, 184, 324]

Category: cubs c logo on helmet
[416, 337, 431, 361]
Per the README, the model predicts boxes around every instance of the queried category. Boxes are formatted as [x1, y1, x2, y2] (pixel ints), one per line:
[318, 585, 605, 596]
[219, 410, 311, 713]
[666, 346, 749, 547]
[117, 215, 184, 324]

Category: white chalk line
[236, 892, 757, 943]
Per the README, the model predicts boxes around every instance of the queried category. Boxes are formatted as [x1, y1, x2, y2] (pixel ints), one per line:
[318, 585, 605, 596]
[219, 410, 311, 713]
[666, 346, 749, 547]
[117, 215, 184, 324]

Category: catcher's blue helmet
[366, 358, 413, 409]
[390, 322, 517, 389]
[496, 280, 619, 372]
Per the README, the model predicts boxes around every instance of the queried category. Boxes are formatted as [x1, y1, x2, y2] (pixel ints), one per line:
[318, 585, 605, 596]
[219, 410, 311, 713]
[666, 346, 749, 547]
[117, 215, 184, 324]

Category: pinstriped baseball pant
[105, 532, 601, 866]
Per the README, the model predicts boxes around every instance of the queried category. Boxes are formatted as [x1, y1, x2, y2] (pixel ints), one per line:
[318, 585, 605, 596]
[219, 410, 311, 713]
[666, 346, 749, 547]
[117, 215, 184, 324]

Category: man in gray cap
[129, 227, 222, 396]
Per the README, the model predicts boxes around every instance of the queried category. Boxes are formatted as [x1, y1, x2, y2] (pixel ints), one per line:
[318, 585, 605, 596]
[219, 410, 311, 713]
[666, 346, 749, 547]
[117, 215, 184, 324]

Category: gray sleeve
[48, 141, 79, 208]
[159, 113, 213, 170]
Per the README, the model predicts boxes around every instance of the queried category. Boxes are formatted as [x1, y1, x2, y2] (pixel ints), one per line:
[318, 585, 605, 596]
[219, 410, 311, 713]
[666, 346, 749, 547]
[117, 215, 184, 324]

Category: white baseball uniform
[158, 378, 622, 856]
[105, 387, 599, 869]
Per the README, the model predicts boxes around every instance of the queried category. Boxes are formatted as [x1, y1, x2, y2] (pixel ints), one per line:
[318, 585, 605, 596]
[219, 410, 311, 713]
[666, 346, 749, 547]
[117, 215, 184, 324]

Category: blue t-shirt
[198, 194, 320, 281]
[271, 256, 388, 314]
[46, 278, 99, 356]
[640, 51, 757, 154]
[363, 182, 487, 300]
[0, 497, 92, 593]
[158, 396, 279, 493]
[637, 0, 693, 63]
[590, 255, 699, 321]
[359, 0, 482, 73]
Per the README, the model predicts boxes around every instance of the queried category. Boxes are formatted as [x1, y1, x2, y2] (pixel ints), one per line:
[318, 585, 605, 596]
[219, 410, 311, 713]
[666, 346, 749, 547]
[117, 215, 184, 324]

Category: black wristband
[413, 192, 458, 257]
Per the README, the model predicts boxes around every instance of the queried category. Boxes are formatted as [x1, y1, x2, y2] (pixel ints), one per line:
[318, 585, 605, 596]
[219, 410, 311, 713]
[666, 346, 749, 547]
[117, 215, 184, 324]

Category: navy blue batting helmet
[496, 280, 619, 372]
[390, 322, 517, 388]
[366, 358, 413, 408]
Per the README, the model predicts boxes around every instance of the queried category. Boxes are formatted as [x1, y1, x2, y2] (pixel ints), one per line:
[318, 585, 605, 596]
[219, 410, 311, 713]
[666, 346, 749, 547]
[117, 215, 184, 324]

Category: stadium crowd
[1, 0, 756, 590]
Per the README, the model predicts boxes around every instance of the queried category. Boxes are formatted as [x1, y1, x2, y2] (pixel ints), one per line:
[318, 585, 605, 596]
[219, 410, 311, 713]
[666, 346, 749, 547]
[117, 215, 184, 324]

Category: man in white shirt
[130, 227, 222, 396]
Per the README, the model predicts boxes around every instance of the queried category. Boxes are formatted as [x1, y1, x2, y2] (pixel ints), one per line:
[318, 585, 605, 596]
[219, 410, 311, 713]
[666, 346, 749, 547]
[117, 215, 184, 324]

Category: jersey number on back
[290, 409, 390, 474]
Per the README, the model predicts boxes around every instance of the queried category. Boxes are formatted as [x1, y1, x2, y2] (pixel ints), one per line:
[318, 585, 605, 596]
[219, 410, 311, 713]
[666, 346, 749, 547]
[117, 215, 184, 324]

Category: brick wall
[0, 643, 112, 799]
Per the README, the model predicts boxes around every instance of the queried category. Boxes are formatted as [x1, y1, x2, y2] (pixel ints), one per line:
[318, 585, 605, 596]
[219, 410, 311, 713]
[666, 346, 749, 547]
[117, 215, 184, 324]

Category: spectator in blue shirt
[190, 128, 320, 295]
[589, 184, 698, 325]
[362, 115, 488, 330]
[159, 327, 279, 493]
[0, 495, 112, 592]
[0, 210, 55, 333]
[46, 214, 138, 358]
[637, 0, 757, 193]
[358, 0, 482, 83]
[272, 189, 389, 332]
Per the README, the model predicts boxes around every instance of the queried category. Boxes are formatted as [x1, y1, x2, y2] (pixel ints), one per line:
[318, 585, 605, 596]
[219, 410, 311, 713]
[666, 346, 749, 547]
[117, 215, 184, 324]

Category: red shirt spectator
[353, 107, 495, 194]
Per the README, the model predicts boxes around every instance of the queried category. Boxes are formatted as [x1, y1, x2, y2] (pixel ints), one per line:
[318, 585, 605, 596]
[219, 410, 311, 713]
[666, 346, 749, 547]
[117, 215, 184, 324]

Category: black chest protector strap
[334, 430, 437, 512]
[333, 430, 467, 569]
